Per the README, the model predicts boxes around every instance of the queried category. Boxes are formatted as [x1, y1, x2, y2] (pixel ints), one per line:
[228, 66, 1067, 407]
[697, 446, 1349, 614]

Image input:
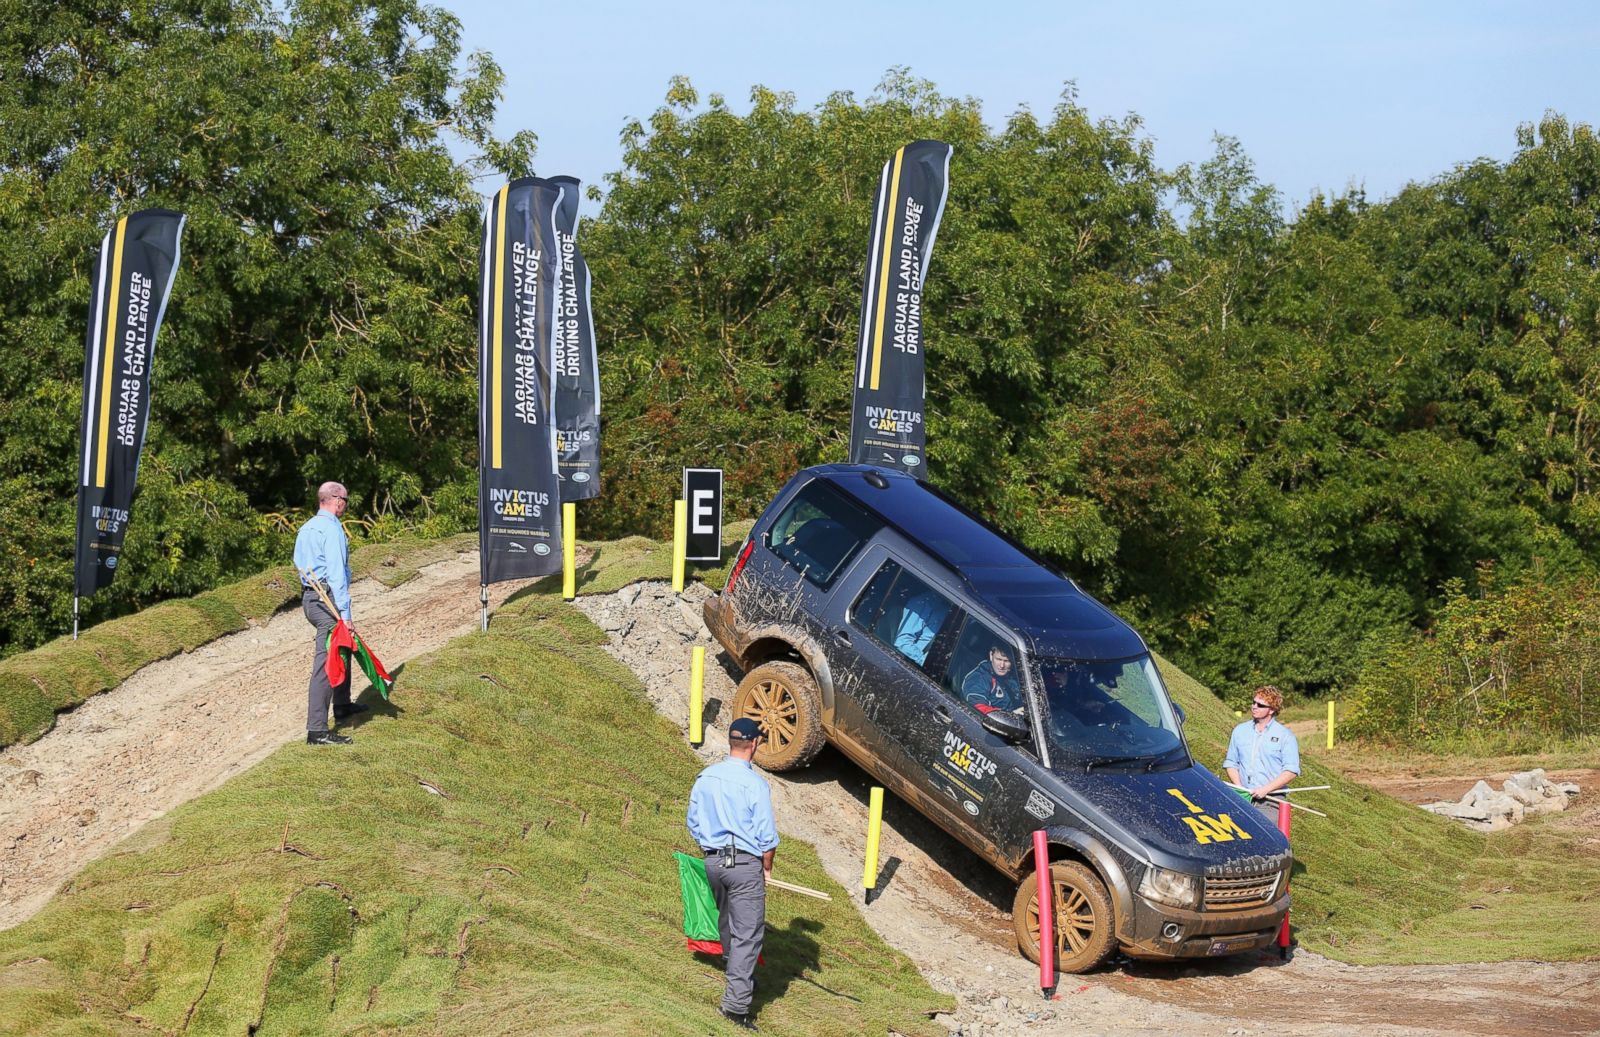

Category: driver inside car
[962, 646, 1025, 714]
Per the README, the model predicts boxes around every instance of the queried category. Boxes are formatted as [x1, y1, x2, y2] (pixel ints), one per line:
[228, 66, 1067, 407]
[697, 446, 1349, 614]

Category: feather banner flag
[848, 141, 952, 479]
[479, 178, 566, 587]
[74, 209, 186, 602]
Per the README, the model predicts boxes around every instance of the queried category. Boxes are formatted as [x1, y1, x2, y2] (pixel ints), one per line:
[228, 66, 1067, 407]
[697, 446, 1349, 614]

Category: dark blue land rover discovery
[702, 464, 1291, 972]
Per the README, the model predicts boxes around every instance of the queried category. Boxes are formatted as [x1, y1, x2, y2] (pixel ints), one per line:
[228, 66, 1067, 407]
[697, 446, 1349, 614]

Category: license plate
[1206, 936, 1255, 956]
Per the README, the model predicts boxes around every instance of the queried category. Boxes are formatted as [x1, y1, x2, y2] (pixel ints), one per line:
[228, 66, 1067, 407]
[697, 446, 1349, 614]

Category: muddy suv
[703, 464, 1291, 972]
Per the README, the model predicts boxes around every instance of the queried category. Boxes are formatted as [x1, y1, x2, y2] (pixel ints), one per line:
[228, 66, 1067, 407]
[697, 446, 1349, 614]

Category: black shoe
[332, 702, 370, 720]
[306, 731, 353, 746]
[719, 1008, 757, 1031]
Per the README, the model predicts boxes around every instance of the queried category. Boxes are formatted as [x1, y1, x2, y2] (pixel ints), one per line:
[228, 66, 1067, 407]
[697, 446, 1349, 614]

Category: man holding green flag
[686, 718, 779, 1031]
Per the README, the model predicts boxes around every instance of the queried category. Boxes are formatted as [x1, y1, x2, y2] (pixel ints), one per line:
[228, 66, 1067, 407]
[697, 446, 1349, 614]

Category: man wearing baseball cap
[686, 717, 780, 1031]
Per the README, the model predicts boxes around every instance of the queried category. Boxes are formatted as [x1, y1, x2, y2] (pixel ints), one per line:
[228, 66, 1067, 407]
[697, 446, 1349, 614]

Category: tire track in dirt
[0, 553, 531, 931]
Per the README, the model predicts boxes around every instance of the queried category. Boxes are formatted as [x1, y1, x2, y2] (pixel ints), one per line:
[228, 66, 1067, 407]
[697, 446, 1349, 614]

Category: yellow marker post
[562, 502, 576, 601]
[1326, 700, 1336, 750]
[862, 786, 885, 893]
[671, 498, 687, 593]
[689, 645, 705, 745]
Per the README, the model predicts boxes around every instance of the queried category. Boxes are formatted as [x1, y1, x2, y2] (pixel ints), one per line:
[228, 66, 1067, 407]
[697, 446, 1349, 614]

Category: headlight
[1138, 866, 1201, 910]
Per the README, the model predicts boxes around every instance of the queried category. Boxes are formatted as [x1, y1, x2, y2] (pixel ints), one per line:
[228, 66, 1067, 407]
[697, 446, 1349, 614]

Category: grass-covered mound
[0, 534, 479, 750]
[0, 533, 945, 1036]
[1161, 660, 1600, 964]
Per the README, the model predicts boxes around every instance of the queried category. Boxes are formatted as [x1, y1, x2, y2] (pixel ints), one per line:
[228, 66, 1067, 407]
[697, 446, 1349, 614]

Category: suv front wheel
[731, 661, 826, 771]
[1012, 860, 1116, 973]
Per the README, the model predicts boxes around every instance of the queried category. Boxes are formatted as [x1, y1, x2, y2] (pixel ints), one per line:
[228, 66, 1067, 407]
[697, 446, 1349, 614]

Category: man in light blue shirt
[1224, 685, 1301, 819]
[293, 481, 361, 745]
[686, 718, 779, 1030]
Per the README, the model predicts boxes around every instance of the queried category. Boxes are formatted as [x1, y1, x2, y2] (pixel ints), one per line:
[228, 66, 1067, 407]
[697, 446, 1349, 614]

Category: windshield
[1035, 654, 1188, 770]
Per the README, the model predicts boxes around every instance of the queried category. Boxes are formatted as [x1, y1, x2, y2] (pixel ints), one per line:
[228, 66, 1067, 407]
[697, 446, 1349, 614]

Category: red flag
[324, 621, 392, 699]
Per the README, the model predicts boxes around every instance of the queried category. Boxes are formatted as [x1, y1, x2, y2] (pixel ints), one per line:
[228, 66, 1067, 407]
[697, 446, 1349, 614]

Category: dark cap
[728, 718, 764, 741]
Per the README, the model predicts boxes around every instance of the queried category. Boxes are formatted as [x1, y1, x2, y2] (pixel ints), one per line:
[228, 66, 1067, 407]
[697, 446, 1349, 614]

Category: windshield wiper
[1082, 754, 1144, 773]
[1143, 744, 1190, 772]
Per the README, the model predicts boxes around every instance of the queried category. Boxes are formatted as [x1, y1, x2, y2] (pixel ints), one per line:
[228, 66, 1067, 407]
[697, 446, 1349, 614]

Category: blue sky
[446, 2, 1600, 221]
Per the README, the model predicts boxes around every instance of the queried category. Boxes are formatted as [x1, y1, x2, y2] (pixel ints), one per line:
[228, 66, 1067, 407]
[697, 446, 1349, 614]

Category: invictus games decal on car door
[933, 729, 998, 804]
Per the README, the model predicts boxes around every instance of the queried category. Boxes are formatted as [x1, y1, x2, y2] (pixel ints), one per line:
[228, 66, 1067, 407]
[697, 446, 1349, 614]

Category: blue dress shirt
[293, 509, 352, 622]
[686, 758, 779, 858]
[892, 590, 949, 665]
[1223, 717, 1301, 789]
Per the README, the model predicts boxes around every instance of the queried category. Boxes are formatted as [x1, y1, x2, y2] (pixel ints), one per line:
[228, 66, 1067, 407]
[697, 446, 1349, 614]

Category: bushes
[1345, 571, 1600, 746]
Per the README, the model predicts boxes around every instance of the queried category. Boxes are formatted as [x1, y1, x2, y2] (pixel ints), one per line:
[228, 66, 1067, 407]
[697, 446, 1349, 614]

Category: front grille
[1204, 872, 1278, 910]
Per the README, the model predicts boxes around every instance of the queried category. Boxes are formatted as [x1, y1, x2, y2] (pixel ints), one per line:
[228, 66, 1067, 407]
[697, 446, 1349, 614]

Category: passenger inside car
[961, 645, 1024, 714]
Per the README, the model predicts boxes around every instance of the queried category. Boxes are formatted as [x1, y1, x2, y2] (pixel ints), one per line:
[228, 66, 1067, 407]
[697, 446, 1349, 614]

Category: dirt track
[577, 581, 1600, 1037]
[0, 552, 530, 930]
[2, 568, 1596, 1035]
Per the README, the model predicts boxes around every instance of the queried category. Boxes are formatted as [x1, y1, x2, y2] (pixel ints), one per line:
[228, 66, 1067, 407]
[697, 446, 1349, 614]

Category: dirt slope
[0, 552, 530, 930]
[576, 581, 1600, 1037]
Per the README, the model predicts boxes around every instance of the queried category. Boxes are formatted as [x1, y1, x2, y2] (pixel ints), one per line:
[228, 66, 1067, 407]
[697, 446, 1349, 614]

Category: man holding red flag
[293, 481, 365, 745]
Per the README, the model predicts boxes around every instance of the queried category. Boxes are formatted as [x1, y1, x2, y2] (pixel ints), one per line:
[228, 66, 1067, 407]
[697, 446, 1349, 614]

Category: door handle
[833, 628, 851, 644]
[933, 704, 951, 721]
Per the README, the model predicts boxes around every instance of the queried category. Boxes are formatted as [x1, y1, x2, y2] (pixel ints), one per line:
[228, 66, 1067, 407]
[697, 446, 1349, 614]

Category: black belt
[701, 847, 760, 859]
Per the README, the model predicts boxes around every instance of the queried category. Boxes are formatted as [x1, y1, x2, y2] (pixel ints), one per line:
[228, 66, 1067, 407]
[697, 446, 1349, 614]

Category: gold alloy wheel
[1026, 880, 1097, 958]
[1012, 860, 1116, 972]
[730, 661, 826, 771]
[742, 675, 800, 754]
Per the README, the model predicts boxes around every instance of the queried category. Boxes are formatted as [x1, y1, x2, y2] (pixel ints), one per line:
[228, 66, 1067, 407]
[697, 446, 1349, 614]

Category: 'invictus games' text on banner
[549, 175, 601, 501]
[849, 140, 952, 480]
[479, 178, 565, 584]
[75, 208, 186, 599]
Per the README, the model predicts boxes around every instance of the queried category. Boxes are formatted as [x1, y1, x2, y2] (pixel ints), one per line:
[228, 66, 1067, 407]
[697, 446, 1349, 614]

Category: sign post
[682, 468, 724, 562]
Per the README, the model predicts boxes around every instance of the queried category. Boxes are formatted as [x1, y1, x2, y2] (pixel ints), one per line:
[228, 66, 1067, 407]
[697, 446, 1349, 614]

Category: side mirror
[979, 709, 1030, 742]
[1173, 703, 1186, 726]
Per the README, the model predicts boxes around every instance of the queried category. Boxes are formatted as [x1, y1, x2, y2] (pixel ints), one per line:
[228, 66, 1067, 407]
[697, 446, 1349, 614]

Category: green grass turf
[0, 524, 947, 1036]
[0, 535, 477, 750]
[2, 520, 1594, 1037]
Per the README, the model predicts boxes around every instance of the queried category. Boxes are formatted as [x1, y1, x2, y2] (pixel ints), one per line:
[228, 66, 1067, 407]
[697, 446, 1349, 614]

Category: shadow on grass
[340, 665, 407, 730]
[756, 916, 850, 1012]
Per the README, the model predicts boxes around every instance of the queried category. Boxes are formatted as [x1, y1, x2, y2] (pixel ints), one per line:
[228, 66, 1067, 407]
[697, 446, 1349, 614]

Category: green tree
[0, 0, 530, 651]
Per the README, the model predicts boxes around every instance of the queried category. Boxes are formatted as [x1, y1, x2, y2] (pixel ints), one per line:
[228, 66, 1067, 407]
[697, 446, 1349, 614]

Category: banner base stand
[73, 596, 79, 641]
[479, 585, 488, 632]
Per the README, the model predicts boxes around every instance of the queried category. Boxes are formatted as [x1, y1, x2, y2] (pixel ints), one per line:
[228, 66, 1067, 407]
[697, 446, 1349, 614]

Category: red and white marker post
[1032, 829, 1056, 997]
[1277, 799, 1292, 960]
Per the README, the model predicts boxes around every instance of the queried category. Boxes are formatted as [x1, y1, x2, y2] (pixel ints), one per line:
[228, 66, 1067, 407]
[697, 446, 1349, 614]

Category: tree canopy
[2, 11, 1597, 742]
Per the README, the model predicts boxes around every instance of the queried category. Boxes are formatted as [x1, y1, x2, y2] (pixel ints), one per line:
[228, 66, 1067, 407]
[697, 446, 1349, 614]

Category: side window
[945, 615, 1024, 715]
[850, 560, 900, 631]
[768, 481, 881, 589]
[868, 567, 953, 669]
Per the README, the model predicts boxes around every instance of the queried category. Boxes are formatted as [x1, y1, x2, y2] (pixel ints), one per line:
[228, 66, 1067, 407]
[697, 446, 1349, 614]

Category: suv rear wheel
[1012, 860, 1116, 973]
[731, 661, 825, 771]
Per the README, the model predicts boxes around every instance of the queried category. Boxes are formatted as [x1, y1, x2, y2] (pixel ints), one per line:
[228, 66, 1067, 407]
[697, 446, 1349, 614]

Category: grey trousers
[705, 852, 765, 1015]
[304, 592, 351, 732]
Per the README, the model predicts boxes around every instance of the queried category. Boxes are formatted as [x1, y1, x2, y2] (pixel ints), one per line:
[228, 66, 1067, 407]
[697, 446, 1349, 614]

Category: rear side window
[768, 480, 881, 589]
[851, 559, 954, 669]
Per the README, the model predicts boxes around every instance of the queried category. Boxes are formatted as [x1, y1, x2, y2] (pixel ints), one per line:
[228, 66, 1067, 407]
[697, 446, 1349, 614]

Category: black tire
[731, 661, 825, 771]
[1012, 860, 1116, 973]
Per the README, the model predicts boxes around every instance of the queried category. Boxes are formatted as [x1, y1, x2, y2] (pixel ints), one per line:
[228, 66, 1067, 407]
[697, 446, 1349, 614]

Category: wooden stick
[1223, 781, 1329, 818]
[1280, 785, 1331, 794]
[765, 877, 832, 901]
[298, 568, 348, 629]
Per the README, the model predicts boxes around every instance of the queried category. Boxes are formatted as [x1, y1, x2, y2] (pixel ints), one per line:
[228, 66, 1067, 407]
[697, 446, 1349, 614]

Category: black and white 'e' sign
[682, 468, 723, 562]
